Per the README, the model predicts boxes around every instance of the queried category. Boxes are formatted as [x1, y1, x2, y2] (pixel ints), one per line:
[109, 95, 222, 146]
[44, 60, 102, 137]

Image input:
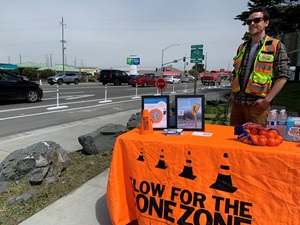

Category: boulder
[0, 141, 72, 182]
[126, 112, 141, 130]
[78, 123, 128, 155]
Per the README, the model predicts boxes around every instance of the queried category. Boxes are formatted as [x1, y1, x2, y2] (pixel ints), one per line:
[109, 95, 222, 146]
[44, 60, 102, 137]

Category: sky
[0, 0, 250, 72]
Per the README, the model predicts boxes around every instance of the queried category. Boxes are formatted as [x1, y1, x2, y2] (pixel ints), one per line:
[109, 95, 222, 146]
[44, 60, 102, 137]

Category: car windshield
[134, 75, 143, 78]
[55, 74, 63, 77]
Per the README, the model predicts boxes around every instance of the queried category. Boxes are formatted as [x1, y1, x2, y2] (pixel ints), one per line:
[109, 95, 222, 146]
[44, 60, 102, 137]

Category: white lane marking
[0, 95, 138, 113]
[0, 99, 139, 121]
[64, 95, 95, 100]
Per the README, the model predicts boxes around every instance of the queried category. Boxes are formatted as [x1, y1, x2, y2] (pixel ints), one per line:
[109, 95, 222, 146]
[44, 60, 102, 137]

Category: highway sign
[156, 77, 167, 91]
[191, 44, 203, 49]
[190, 59, 203, 63]
[191, 48, 203, 60]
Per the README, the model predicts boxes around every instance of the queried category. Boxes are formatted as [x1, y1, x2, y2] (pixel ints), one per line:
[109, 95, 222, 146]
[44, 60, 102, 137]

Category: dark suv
[47, 72, 80, 85]
[98, 69, 130, 85]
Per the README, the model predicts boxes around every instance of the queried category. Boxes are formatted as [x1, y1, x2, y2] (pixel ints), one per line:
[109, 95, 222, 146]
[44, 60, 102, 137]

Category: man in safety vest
[230, 6, 290, 126]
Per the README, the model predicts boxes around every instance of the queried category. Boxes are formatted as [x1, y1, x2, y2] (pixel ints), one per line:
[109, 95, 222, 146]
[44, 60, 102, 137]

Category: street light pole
[161, 44, 180, 77]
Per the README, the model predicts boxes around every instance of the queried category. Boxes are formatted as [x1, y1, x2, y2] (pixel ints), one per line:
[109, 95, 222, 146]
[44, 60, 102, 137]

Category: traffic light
[183, 57, 186, 62]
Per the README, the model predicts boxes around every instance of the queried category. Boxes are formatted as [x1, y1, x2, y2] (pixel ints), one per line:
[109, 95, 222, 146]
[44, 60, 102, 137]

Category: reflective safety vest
[231, 35, 279, 97]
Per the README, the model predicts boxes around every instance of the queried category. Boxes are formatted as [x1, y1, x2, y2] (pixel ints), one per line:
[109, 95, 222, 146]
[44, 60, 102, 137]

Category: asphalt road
[0, 80, 230, 138]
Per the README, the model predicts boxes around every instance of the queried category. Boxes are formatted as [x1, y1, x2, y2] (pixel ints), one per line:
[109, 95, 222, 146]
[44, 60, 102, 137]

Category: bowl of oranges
[235, 123, 283, 147]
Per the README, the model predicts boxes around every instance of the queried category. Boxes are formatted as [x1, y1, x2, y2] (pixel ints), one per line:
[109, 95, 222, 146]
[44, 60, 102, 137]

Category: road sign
[191, 44, 203, 49]
[190, 103, 200, 116]
[190, 59, 203, 63]
[156, 77, 167, 91]
[127, 57, 140, 65]
[191, 49, 203, 60]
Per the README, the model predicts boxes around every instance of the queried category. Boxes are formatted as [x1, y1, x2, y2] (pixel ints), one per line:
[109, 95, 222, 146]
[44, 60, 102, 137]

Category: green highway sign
[190, 44, 204, 63]
[190, 59, 203, 63]
[191, 44, 203, 49]
[191, 48, 203, 60]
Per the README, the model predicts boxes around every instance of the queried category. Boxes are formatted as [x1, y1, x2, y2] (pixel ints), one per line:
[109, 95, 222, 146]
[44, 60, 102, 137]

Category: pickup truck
[201, 71, 221, 86]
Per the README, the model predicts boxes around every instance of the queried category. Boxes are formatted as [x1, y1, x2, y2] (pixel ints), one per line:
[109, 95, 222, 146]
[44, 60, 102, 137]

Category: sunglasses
[246, 17, 264, 25]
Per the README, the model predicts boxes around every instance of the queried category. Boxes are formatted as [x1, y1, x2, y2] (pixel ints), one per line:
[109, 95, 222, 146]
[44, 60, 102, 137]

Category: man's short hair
[249, 6, 270, 21]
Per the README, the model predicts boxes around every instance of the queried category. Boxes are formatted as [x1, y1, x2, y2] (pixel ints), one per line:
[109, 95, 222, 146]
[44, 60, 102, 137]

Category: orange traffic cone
[139, 109, 154, 135]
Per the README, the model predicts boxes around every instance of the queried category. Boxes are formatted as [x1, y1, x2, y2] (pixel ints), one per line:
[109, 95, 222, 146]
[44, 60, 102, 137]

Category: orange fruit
[266, 130, 278, 139]
[275, 135, 283, 144]
[274, 138, 281, 146]
[251, 135, 259, 145]
[259, 129, 268, 136]
[267, 138, 276, 147]
[258, 136, 267, 146]
[250, 128, 259, 135]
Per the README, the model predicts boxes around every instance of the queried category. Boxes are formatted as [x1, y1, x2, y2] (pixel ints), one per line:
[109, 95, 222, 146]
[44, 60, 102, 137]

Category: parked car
[180, 75, 195, 83]
[0, 70, 43, 103]
[129, 73, 156, 87]
[47, 72, 80, 85]
[98, 69, 130, 85]
[163, 75, 181, 84]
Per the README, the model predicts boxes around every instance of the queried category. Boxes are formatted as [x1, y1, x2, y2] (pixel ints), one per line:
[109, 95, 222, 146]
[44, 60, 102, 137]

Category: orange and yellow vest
[231, 35, 279, 97]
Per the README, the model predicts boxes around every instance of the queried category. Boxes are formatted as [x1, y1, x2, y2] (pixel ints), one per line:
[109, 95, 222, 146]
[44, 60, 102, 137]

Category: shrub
[88, 76, 97, 82]
[39, 69, 56, 80]
[22, 67, 38, 81]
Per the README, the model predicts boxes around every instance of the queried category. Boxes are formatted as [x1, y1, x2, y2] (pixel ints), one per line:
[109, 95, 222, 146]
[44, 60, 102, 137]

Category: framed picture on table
[174, 95, 205, 131]
[141, 95, 169, 129]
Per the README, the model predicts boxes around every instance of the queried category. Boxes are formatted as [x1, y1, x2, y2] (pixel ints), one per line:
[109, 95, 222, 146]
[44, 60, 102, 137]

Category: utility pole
[19, 54, 22, 63]
[46, 54, 49, 66]
[183, 53, 187, 75]
[60, 17, 66, 74]
[205, 52, 207, 71]
[50, 54, 53, 67]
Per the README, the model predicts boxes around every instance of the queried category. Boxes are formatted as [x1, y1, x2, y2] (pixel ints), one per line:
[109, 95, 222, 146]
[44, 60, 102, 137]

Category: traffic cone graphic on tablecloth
[179, 151, 196, 180]
[137, 148, 145, 161]
[155, 149, 167, 169]
[209, 153, 238, 193]
[139, 109, 154, 135]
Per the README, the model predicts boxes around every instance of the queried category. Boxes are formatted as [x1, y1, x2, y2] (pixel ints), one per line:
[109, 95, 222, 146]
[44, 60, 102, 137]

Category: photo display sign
[141, 95, 169, 129]
[175, 95, 205, 131]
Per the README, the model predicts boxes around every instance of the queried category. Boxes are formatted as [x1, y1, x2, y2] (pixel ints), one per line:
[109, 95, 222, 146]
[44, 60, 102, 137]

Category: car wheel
[102, 82, 107, 85]
[57, 79, 63, 85]
[26, 90, 39, 103]
[74, 79, 79, 85]
[48, 82, 54, 85]
[66, 83, 70, 85]
[143, 82, 147, 87]
[114, 79, 120, 85]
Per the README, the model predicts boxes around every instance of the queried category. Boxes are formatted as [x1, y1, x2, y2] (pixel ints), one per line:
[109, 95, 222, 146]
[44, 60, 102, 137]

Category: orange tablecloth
[106, 124, 300, 225]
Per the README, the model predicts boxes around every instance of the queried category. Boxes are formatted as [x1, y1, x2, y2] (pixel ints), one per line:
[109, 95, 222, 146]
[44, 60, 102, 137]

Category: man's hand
[253, 98, 271, 109]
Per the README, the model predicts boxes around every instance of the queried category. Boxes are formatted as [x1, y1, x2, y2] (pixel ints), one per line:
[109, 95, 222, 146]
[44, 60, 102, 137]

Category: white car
[163, 75, 181, 84]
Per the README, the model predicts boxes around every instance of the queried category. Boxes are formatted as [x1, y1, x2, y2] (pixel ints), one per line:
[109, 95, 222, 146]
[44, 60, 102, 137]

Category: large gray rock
[0, 141, 72, 182]
[126, 112, 141, 130]
[78, 123, 128, 155]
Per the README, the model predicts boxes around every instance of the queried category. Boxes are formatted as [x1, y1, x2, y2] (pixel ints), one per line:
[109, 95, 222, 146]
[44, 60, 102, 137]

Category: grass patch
[272, 81, 300, 115]
[0, 151, 111, 225]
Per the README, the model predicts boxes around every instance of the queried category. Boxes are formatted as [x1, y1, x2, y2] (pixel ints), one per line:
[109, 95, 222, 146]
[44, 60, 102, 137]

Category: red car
[129, 73, 156, 87]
